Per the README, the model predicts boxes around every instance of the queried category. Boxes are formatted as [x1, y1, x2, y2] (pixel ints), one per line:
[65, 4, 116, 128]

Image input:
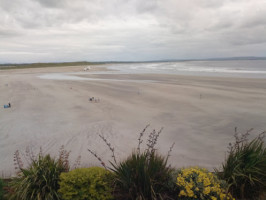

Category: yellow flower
[203, 186, 211, 195]
[203, 177, 211, 186]
[188, 182, 194, 189]
[176, 167, 234, 200]
[220, 193, 226, 199]
[179, 190, 186, 197]
[186, 188, 194, 198]
[176, 176, 186, 187]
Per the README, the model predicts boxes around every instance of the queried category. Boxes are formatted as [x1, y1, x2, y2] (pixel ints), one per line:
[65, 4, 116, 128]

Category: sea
[105, 60, 266, 79]
[38, 59, 266, 80]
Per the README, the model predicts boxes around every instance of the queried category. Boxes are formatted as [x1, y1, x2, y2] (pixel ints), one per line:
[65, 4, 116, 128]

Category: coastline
[1, 65, 266, 176]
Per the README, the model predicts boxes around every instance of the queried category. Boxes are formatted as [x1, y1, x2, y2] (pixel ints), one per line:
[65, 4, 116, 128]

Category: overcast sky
[1, 0, 266, 63]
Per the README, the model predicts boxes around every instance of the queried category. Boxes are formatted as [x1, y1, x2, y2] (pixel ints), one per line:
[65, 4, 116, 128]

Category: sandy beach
[1, 65, 266, 176]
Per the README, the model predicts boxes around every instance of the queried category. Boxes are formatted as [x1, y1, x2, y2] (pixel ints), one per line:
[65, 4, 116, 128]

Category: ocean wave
[106, 61, 266, 77]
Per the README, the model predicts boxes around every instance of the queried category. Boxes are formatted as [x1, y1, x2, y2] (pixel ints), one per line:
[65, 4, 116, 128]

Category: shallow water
[38, 73, 154, 83]
[106, 60, 266, 78]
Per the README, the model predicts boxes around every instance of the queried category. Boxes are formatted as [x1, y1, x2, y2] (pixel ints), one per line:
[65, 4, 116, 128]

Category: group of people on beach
[89, 97, 100, 103]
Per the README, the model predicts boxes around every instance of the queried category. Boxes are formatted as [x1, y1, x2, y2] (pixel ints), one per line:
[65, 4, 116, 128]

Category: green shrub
[111, 151, 175, 200]
[176, 167, 233, 200]
[218, 130, 266, 200]
[8, 154, 67, 200]
[88, 126, 177, 200]
[59, 167, 113, 200]
[104, 126, 176, 200]
[0, 178, 4, 200]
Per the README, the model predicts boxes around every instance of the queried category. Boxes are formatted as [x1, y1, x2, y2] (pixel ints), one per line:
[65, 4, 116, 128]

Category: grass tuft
[88, 126, 177, 199]
[217, 128, 266, 199]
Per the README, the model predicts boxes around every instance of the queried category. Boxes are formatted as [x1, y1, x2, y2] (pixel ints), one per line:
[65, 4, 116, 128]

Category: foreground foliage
[218, 129, 266, 200]
[5, 127, 266, 200]
[8, 148, 70, 200]
[0, 178, 4, 200]
[88, 126, 178, 200]
[112, 151, 175, 200]
[176, 167, 234, 200]
[59, 167, 113, 200]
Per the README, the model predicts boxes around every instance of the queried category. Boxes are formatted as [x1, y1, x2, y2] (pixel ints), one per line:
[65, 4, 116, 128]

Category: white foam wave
[107, 62, 266, 75]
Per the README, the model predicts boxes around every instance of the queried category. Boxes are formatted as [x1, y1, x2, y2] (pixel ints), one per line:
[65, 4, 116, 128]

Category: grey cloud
[241, 12, 266, 28]
[0, 28, 21, 37]
[0, 0, 266, 63]
[207, 21, 234, 32]
[35, 0, 65, 8]
[135, 0, 158, 13]
[197, 0, 224, 8]
[223, 28, 266, 46]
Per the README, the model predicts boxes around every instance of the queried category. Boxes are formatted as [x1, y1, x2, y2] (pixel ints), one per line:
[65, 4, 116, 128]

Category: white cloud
[0, 0, 266, 63]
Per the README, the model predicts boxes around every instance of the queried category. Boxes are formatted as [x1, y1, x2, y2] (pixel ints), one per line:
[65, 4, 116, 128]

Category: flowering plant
[176, 167, 234, 200]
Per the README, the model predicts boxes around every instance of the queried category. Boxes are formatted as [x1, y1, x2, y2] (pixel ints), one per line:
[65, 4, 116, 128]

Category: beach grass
[0, 61, 102, 70]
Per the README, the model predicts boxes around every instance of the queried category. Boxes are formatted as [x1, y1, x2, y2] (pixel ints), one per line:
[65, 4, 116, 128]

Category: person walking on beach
[8, 103, 11, 108]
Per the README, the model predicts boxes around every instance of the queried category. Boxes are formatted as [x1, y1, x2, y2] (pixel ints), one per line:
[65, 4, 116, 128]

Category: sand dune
[1, 65, 266, 176]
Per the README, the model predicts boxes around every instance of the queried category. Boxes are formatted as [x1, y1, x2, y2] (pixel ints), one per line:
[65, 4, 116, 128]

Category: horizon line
[1, 56, 266, 65]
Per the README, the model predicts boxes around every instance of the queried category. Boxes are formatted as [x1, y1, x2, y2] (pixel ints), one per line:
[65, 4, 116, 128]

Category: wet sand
[1, 65, 266, 176]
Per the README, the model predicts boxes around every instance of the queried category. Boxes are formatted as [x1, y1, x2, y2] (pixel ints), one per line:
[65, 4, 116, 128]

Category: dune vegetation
[0, 62, 101, 70]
